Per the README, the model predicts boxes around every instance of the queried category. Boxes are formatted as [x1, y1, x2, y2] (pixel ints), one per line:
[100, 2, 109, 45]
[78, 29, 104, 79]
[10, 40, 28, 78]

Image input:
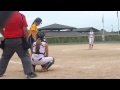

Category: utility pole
[117, 11, 119, 34]
[111, 25, 113, 33]
[102, 14, 105, 41]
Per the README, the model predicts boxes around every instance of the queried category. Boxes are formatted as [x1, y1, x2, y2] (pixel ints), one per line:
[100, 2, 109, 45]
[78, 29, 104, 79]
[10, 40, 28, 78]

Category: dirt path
[0, 43, 120, 79]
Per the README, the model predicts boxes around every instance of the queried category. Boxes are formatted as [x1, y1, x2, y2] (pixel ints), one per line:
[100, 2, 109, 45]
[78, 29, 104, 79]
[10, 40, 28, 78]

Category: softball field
[0, 43, 120, 79]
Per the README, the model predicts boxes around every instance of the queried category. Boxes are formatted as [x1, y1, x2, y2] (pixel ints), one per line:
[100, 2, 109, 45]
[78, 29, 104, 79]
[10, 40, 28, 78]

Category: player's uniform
[31, 41, 54, 65]
[88, 31, 94, 44]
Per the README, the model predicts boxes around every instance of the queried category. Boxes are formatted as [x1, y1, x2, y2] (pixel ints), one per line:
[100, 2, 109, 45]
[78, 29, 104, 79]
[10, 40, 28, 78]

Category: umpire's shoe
[0, 74, 3, 77]
[26, 72, 37, 79]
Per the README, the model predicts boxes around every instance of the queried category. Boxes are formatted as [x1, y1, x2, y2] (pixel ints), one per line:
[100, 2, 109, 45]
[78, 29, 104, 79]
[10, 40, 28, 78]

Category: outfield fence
[0, 34, 120, 44]
[46, 34, 120, 43]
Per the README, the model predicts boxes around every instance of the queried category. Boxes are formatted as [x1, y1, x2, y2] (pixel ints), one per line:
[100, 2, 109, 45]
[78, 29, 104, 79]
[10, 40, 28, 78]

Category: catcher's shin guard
[45, 58, 55, 70]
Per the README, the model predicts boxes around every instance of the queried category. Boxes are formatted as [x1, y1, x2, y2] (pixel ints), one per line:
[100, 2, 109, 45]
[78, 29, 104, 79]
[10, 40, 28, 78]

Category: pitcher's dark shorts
[28, 35, 35, 49]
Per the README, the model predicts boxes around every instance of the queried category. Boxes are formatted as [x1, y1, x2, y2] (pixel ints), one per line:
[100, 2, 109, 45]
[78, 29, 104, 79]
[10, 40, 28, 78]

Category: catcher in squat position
[31, 32, 55, 71]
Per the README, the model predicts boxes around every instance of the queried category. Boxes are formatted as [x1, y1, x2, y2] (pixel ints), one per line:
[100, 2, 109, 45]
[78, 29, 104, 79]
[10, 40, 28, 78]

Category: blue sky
[20, 11, 119, 32]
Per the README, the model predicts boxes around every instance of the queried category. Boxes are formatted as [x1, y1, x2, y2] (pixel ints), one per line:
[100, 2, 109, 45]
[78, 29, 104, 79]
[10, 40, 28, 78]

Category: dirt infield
[0, 43, 120, 79]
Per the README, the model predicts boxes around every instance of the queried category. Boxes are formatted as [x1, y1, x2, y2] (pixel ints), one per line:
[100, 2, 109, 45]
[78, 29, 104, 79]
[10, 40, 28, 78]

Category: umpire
[0, 11, 14, 28]
[0, 11, 37, 79]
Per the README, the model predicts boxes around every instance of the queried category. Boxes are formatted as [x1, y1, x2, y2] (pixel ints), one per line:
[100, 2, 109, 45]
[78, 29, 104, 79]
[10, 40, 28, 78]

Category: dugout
[38, 23, 77, 32]
[71, 27, 100, 33]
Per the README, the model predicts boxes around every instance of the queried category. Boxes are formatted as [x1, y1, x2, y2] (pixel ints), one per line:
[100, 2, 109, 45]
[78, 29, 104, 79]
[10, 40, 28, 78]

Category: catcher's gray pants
[0, 38, 34, 75]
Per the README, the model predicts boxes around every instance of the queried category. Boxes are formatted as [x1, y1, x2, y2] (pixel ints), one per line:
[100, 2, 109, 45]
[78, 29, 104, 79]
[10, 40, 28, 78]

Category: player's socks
[92, 44, 93, 49]
[89, 44, 91, 49]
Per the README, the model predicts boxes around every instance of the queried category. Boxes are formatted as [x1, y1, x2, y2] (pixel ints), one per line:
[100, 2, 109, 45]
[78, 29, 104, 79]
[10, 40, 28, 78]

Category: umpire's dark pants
[0, 38, 34, 75]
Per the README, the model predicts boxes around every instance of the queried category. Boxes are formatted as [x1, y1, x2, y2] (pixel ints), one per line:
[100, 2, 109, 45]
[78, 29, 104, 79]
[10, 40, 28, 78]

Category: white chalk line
[62, 47, 120, 51]
[54, 64, 95, 69]
[9, 61, 95, 70]
[9, 61, 22, 65]
[61, 48, 81, 52]
[10, 60, 119, 69]
[94, 60, 120, 64]
[79, 65, 95, 69]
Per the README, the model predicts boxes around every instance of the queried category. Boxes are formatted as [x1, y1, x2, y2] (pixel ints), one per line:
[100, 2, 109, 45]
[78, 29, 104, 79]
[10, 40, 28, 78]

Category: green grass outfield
[48, 41, 120, 45]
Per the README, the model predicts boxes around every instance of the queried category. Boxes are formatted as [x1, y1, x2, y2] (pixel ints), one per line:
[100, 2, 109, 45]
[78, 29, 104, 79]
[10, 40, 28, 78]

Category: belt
[33, 52, 44, 54]
[5, 37, 23, 39]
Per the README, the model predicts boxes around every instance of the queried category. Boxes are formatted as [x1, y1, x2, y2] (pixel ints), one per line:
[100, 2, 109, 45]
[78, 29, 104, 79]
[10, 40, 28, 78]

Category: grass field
[49, 41, 120, 45]
[0, 42, 120, 79]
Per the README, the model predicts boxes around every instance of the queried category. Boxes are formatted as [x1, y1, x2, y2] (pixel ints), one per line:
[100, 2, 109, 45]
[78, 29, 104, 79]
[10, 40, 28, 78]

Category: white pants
[31, 54, 54, 65]
[89, 37, 94, 44]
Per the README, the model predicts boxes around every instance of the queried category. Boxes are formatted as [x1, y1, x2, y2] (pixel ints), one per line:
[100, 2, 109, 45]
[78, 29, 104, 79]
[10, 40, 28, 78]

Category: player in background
[31, 32, 55, 72]
[28, 18, 42, 57]
[88, 29, 95, 49]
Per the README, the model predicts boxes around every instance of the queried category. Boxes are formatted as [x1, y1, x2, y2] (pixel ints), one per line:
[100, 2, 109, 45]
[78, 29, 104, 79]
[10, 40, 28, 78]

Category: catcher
[31, 32, 55, 72]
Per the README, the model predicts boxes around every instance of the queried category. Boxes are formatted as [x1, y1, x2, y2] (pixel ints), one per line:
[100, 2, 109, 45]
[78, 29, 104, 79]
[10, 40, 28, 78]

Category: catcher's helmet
[36, 32, 45, 39]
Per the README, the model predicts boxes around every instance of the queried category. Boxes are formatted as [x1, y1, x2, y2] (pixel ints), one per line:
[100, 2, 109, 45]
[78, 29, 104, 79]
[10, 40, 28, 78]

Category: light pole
[102, 14, 105, 41]
[118, 16, 119, 34]
[111, 25, 113, 33]
[117, 11, 119, 34]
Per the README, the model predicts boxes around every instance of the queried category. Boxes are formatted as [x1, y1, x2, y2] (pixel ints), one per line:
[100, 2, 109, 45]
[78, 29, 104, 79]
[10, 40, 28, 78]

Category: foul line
[9, 61, 22, 65]
[80, 65, 95, 69]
